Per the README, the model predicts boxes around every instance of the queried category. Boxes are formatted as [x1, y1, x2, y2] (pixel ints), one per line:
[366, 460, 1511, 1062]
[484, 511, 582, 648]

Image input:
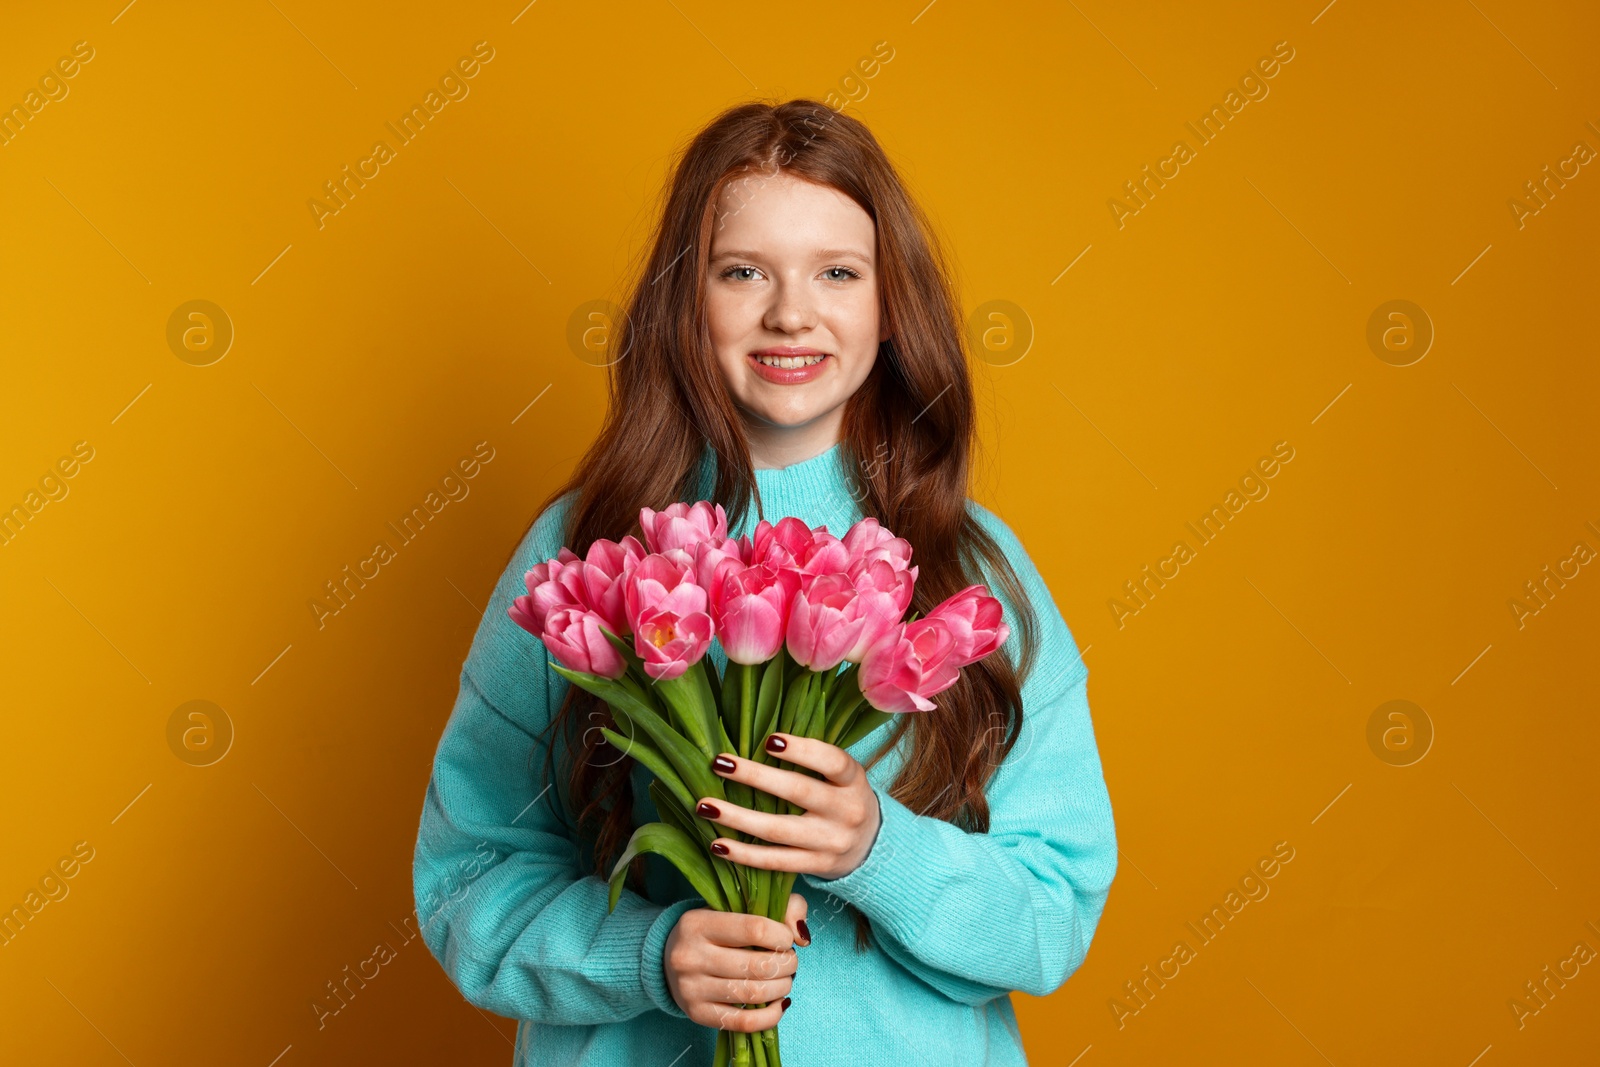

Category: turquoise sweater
[412, 440, 1117, 1065]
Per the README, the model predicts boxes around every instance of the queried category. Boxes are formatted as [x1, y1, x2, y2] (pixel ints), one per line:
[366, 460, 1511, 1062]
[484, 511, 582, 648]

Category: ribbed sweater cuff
[641, 896, 705, 1020]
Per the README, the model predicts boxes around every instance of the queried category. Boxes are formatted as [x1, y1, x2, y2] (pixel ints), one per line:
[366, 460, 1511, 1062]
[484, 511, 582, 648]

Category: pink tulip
[795, 530, 851, 585]
[749, 516, 815, 570]
[540, 607, 628, 679]
[624, 554, 714, 680]
[584, 534, 649, 586]
[710, 559, 802, 664]
[691, 535, 750, 593]
[510, 537, 644, 641]
[842, 517, 914, 573]
[859, 617, 962, 713]
[925, 585, 1009, 666]
[569, 535, 648, 635]
[786, 572, 871, 672]
[639, 501, 727, 555]
[508, 547, 582, 637]
[837, 557, 919, 664]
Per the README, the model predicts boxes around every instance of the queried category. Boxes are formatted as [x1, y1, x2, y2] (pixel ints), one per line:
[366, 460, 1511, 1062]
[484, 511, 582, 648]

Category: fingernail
[696, 801, 720, 819]
[765, 734, 787, 753]
[712, 754, 737, 774]
[781, 996, 792, 1010]
[797, 918, 811, 944]
[710, 841, 729, 856]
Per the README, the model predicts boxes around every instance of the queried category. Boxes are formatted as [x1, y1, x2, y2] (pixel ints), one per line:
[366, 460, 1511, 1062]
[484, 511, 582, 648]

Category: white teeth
[754, 353, 825, 368]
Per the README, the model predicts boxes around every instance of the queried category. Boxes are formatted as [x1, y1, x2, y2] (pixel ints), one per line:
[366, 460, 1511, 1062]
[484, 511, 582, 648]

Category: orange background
[2, 1, 1596, 1064]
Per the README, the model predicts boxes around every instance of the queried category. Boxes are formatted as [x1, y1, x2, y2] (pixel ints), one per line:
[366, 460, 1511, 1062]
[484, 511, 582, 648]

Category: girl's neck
[745, 415, 844, 471]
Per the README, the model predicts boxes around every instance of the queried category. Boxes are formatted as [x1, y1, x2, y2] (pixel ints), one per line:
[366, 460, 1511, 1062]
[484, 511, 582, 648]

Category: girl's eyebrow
[709, 247, 874, 266]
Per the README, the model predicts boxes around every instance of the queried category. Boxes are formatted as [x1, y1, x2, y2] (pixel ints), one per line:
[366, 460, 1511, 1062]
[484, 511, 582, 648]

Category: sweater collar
[693, 439, 862, 538]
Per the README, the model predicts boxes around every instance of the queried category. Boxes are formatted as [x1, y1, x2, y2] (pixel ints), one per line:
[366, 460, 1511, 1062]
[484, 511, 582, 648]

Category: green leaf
[812, 676, 835, 739]
[649, 781, 746, 912]
[723, 775, 755, 814]
[652, 667, 718, 758]
[550, 664, 726, 808]
[607, 821, 728, 914]
[598, 626, 650, 682]
[703, 653, 723, 708]
[708, 714, 755, 813]
[835, 706, 894, 752]
[825, 662, 861, 719]
[824, 684, 868, 745]
[712, 854, 747, 914]
[649, 778, 701, 840]
[598, 727, 695, 815]
[775, 670, 812, 742]
[752, 654, 784, 751]
[819, 664, 837, 705]
[752, 781, 777, 816]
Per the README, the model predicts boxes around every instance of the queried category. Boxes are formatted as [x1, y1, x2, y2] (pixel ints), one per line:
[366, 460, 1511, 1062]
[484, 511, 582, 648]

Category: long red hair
[520, 99, 1041, 950]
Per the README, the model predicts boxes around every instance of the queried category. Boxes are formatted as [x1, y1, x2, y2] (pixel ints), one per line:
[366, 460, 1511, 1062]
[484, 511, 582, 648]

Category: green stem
[740, 662, 757, 760]
[714, 1028, 729, 1067]
[768, 868, 797, 924]
[752, 862, 770, 920]
[784, 677, 830, 815]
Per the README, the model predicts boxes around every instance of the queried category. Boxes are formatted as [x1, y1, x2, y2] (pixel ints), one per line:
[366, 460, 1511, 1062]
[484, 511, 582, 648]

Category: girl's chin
[741, 397, 840, 428]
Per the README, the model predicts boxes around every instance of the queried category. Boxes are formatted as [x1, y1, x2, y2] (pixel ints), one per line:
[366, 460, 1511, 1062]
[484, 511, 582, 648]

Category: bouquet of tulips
[507, 501, 1009, 1067]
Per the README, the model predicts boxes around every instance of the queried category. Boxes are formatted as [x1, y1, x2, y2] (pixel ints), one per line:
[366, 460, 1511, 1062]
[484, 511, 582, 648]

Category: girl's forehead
[709, 176, 876, 253]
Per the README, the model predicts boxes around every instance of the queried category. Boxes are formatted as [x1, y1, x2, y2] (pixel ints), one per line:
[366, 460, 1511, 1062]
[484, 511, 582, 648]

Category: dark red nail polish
[710, 841, 729, 856]
[713, 754, 737, 774]
[781, 996, 792, 1010]
[765, 734, 787, 753]
[697, 801, 720, 819]
[797, 918, 811, 944]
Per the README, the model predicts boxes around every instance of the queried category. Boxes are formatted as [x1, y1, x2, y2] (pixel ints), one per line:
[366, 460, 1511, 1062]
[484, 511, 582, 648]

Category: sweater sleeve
[412, 494, 703, 1024]
[803, 503, 1117, 1005]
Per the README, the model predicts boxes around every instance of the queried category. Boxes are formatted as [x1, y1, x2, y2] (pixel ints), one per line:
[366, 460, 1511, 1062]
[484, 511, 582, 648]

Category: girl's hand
[699, 733, 882, 880]
[664, 892, 807, 1031]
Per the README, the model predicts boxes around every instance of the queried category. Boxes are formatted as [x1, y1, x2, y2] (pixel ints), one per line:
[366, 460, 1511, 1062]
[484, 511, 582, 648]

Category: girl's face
[705, 172, 888, 465]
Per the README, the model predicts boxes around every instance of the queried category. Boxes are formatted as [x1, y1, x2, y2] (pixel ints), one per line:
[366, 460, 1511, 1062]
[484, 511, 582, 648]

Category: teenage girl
[413, 98, 1117, 1066]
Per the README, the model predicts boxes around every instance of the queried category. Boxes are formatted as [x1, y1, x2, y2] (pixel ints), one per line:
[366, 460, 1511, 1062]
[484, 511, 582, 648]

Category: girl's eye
[719, 265, 861, 282]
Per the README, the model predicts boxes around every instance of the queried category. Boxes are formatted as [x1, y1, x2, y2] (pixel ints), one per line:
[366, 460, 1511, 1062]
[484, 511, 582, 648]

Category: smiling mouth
[751, 352, 829, 368]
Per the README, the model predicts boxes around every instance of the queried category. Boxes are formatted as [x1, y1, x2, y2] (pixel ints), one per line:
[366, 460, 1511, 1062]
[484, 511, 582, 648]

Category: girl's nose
[764, 280, 817, 334]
